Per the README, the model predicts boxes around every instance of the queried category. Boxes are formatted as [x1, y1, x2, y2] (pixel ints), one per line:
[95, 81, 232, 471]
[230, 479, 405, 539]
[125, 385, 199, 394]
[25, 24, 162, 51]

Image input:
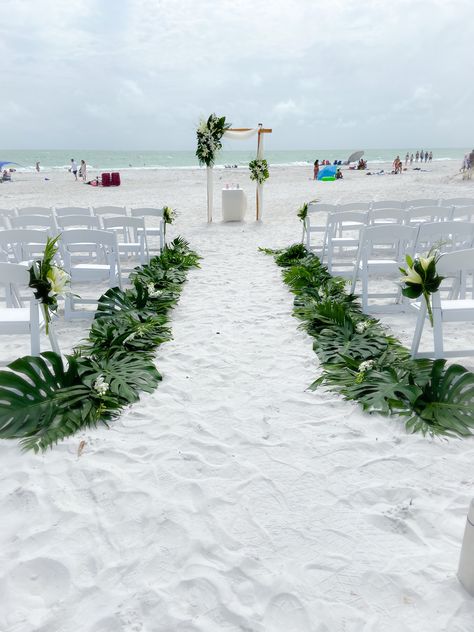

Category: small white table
[222, 188, 247, 221]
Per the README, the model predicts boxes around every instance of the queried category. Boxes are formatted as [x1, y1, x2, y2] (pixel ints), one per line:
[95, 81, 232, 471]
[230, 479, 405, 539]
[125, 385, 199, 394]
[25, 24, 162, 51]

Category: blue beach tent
[317, 165, 337, 180]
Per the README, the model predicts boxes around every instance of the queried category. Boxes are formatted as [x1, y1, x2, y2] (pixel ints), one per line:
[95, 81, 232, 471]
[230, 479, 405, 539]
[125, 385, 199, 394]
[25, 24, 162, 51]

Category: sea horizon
[0, 148, 468, 172]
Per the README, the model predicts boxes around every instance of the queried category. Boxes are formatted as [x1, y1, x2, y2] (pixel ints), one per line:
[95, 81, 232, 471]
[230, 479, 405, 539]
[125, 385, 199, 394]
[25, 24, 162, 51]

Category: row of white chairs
[0, 206, 166, 252]
[308, 198, 474, 213]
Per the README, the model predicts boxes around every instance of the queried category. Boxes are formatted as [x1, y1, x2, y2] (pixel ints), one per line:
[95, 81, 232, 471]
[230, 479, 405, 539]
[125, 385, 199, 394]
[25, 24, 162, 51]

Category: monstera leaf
[405, 360, 474, 436]
[95, 285, 176, 321]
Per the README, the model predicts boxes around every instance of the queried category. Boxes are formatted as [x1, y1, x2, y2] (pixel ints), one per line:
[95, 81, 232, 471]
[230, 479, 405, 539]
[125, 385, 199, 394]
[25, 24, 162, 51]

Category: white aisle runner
[1, 223, 473, 632]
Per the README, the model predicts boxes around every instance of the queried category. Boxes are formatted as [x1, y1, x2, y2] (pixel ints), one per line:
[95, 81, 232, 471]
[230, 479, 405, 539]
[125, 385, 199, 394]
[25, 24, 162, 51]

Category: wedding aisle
[1, 219, 473, 632]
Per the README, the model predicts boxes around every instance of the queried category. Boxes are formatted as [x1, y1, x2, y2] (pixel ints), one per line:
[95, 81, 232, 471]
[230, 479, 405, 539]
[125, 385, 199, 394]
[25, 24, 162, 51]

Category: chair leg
[410, 302, 426, 357]
[432, 308, 444, 359]
[361, 268, 368, 312]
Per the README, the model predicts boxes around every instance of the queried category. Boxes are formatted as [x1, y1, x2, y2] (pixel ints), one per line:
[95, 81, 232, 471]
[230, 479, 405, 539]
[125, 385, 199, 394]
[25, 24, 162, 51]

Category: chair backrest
[56, 215, 101, 230]
[306, 202, 339, 215]
[441, 198, 474, 207]
[437, 248, 474, 275]
[360, 224, 417, 259]
[415, 221, 474, 253]
[0, 229, 49, 262]
[406, 198, 440, 208]
[130, 207, 164, 219]
[60, 229, 119, 249]
[17, 206, 52, 216]
[368, 208, 407, 224]
[451, 205, 474, 222]
[92, 206, 128, 216]
[10, 215, 54, 230]
[55, 206, 92, 217]
[0, 207, 17, 217]
[327, 210, 368, 230]
[407, 206, 453, 224]
[337, 202, 371, 211]
[0, 261, 30, 285]
[371, 200, 406, 210]
[103, 216, 145, 231]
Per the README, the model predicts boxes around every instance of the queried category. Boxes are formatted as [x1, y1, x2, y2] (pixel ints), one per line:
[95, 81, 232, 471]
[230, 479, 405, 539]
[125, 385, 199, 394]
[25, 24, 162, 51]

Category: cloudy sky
[1, 0, 472, 150]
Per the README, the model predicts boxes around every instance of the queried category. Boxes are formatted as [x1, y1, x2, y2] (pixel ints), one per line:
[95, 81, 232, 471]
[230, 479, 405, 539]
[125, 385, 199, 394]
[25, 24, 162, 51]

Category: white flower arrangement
[249, 158, 269, 184]
[147, 283, 161, 298]
[93, 375, 109, 396]
[196, 114, 230, 167]
[356, 321, 371, 334]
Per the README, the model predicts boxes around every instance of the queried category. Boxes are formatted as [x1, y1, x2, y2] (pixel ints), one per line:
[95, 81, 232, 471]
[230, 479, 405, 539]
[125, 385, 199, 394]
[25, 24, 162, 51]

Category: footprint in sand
[264, 593, 312, 632]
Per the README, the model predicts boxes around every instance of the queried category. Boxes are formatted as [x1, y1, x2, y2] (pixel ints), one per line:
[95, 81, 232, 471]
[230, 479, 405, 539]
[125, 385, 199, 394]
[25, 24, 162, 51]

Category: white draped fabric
[205, 127, 266, 222]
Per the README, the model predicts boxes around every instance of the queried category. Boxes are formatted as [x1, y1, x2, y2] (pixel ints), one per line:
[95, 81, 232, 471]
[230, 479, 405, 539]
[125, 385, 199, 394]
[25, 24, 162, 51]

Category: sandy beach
[1, 161, 474, 631]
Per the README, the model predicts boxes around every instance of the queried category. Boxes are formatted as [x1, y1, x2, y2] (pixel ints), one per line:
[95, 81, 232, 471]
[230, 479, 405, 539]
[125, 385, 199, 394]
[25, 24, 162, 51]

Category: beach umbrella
[0, 161, 20, 169]
[345, 150, 364, 164]
[317, 165, 337, 180]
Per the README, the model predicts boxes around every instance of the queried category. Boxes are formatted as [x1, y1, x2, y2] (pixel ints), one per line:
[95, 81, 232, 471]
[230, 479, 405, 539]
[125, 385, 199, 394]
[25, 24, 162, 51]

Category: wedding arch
[196, 115, 272, 222]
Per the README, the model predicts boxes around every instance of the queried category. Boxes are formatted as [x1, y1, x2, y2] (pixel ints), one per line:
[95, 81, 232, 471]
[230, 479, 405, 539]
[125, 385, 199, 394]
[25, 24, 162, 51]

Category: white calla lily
[47, 266, 70, 296]
[419, 255, 434, 271]
[401, 268, 422, 284]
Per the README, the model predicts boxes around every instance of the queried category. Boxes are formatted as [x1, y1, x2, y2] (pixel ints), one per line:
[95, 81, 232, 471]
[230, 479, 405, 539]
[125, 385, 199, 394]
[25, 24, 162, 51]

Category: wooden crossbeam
[227, 128, 272, 133]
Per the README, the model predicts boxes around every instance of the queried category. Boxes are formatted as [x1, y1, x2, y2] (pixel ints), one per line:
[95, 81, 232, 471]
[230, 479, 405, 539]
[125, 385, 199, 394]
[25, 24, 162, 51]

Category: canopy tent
[345, 151, 364, 165]
[205, 124, 272, 222]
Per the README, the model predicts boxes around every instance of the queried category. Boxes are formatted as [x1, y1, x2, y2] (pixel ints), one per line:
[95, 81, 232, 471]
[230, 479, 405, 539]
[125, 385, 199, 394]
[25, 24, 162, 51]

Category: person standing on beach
[35, 161, 40, 172]
[415, 151, 419, 162]
[410, 153, 414, 165]
[429, 151, 433, 162]
[70, 158, 78, 180]
[424, 151, 428, 163]
[420, 150, 424, 162]
[405, 152, 409, 166]
[79, 160, 87, 182]
[313, 160, 319, 180]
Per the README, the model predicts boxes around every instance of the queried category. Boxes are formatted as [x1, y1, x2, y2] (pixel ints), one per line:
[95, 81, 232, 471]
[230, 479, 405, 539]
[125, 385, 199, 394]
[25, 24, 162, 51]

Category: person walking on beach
[79, 160, 87, 182]
[429, 151, 433, 162]
[35, 161, 40, 172]
[415, 151, 419, 162]
[405, 152, 409, 166]
[424, 151, 428, 163]
[420, 150, 424, 162]
[313, 160, 319, 180]
[70, 158, 78, 180]
[410, 153, 414, 165]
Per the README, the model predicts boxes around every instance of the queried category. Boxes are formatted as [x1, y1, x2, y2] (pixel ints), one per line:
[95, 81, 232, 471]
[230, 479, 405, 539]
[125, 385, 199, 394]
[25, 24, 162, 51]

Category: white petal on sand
[0, 163, 473, 631]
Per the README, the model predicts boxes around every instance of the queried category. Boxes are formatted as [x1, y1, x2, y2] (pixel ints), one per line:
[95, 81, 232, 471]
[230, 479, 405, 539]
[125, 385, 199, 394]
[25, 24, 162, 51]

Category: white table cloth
[222, 188, 247, 221]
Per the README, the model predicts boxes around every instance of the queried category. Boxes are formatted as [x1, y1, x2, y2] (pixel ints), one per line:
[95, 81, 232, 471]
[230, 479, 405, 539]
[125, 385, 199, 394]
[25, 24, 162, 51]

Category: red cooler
[101, 172, 111, 187]
[111, 172, 121, 186]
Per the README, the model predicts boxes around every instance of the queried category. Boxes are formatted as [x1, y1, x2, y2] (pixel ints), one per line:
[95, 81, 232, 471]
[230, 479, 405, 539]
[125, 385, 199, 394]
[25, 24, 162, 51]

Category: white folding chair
[368, 208, 407, 225]
[414, 221, 474, 255]
[55, 215, 101, 231]
[410, 248, 474, 358]
[351, 224, 418, 312]
[452, 205, 474, 222]
[0, 208, 17, 219]
[0, 229, 50, 263]
[55, 206, 92, 217]
[61, 230, 122, 319]
[92, 206, 128, 228]
[323, 211, 368, 276]
[304, 202, 339, 252]
[16, 207, 53, 216]
[9, 215, 55, 231]
[371, 201, 406, 210]
[0, 262, 59, 355]
[337, 202, 371, 211]
[406, 206, 453, 225]
[405, 199, 440, 209]
[102, 216, 149, 266]
[130, 207, 165, 251]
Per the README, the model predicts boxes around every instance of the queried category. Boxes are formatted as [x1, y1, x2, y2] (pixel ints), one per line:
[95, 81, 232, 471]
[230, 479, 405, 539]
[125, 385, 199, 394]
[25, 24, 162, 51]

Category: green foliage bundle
[249, 158, 269, 184]
[0, 237, 200, 452]
[266, 244, 474, 438]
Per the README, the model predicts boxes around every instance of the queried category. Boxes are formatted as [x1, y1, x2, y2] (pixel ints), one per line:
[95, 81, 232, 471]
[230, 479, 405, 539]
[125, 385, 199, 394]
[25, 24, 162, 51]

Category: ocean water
[0, 148, 466, 172]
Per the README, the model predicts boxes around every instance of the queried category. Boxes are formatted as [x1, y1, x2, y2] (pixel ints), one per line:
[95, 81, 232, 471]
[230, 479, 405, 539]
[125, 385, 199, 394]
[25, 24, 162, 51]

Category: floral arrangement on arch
[249, 158, 269, 185]
[196, 114, 231, 167]
[28, 235, 70, 334]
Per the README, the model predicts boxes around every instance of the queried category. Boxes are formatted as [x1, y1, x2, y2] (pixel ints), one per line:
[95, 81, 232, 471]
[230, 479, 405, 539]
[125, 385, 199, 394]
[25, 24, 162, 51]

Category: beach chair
[406, 206, 453, 225]
[102, 216, 149, 267]
[304, 202, 339, 252]
[16, 206, 53, 217]
[413, 221, 474, 255]
[410, 248, 474, 358]
[440, 198, 474, 207]
[0, 229, 49, 263]
[0, 262, 59, 355]
[111, 172, 121, 186]
[130, 207, 166, 252]
[351, 224, 417, 312]
[55, 215, 101, 231]
[61, 230, 121, 319]
[101, 173, 111, 187]
[323, 211, 368, 276]
[337, 202, 371, 212]
[55, 206, 92, 217]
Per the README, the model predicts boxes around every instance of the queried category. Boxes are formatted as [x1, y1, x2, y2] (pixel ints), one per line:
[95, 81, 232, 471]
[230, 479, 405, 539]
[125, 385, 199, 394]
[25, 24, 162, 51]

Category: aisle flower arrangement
[399, 250, 444, 326]
[196, 114, 231, 167]
[249, 158, 269, 184]
[263, 243, 474, 438]
[0, 237, 200, 452]
[28, 235, 70, 334]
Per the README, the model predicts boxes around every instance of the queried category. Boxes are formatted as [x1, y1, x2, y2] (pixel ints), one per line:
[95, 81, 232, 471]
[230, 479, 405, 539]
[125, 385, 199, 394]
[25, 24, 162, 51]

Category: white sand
[1, 162, 474, 631]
